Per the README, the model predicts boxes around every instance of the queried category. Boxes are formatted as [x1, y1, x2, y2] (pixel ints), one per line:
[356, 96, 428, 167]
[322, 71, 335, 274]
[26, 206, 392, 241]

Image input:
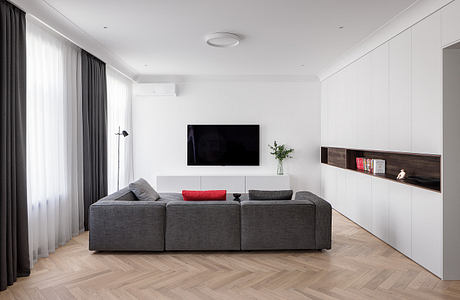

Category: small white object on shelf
[397, 169, 407, 180]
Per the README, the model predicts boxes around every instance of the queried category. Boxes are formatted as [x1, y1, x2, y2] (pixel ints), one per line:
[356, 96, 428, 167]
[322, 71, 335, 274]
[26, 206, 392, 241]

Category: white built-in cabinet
[320, 11, 444, 273]
[321, 164, 442, 278]
[320, 0, 460, 280]
[323, 13, 443, 155]
[156, 175, 290, 193]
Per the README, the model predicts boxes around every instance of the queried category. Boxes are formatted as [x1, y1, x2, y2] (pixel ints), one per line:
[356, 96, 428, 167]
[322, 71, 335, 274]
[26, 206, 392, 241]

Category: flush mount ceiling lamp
[205, 32, 241, 48]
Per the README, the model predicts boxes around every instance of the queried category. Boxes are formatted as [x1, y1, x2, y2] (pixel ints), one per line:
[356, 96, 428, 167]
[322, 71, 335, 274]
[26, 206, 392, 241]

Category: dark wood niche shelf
[321, 146, 441, 193]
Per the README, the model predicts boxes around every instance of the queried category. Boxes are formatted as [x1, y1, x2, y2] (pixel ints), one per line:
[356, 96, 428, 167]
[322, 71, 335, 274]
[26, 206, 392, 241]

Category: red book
[356, 158, 364, 170]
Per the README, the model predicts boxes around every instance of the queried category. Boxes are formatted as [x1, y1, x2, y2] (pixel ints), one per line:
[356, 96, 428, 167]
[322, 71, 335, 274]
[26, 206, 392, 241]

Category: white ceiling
[41, 0, 417, 77]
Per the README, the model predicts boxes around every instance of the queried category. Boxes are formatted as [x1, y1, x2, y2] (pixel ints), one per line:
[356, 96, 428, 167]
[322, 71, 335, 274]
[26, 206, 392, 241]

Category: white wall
[132, 79, 320, 194]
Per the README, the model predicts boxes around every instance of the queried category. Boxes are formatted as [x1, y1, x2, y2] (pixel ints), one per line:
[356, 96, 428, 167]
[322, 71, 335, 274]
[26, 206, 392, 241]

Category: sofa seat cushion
[248, 189, 293, 200]
[240, 200, 316, 250]
[182, 190, 227, 201]
[165, 200, 240, 251]
[129, 178, 160, 201]
[89, 200, 166, 251]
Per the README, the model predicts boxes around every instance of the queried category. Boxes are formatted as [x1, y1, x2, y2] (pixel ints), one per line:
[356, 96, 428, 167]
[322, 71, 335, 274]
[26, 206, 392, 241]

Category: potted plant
[268, 141, 294, 175]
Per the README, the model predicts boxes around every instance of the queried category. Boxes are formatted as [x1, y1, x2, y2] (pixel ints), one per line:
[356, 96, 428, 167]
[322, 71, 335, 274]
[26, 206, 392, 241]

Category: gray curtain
[0, 0, 30, 291]
[81, 50, 108, 230]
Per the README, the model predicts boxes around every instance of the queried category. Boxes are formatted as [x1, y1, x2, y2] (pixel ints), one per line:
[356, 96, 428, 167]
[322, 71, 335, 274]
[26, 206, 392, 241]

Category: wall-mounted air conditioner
[134, 83, 176, 97]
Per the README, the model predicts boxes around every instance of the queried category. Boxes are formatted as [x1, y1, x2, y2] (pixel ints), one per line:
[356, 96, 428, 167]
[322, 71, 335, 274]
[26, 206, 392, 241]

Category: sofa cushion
[182, 190, 227, 201]
[129, 178, 160, 201]
[248, 190, 293, 200]
[240, 200, 316, 250]
[165, 200, 240, 250]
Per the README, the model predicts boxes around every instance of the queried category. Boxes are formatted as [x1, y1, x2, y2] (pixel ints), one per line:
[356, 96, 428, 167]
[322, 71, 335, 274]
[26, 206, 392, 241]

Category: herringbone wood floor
[2, 211, 460, 300]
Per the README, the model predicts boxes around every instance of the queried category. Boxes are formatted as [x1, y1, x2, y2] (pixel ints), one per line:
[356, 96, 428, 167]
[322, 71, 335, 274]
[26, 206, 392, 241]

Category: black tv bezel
[186, 124, 260, 166]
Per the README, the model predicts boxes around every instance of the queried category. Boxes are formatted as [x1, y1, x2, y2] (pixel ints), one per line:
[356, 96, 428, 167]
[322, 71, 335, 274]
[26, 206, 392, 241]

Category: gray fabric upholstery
[248, 190, 293, 200]
[98, 187, 138, 201]
[295, 191, 332, 249]
[89, 200, 165, 251]
[89, 189, 331, 252]
[129, 178, 160, 201]
[240, 200, 316, 250]
[165, 200, 240, 251]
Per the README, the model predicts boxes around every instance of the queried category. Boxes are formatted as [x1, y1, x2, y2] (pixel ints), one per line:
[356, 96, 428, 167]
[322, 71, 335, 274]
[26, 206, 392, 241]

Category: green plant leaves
[268, 140, 294, 161]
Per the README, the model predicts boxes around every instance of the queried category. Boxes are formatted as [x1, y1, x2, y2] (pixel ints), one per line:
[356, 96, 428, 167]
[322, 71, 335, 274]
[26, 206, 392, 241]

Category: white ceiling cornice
[318, 0, 454, 81]
[135, 74, 319, 84]
[10, 0, 137, 80]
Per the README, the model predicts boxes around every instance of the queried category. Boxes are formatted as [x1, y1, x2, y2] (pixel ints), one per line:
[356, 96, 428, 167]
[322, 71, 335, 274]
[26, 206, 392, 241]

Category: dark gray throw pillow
[129, 178, 160, 201]
[248, 190, 293, 200]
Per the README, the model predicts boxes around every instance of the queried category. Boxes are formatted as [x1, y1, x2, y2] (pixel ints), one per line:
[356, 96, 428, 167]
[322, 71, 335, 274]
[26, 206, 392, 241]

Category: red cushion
[182, 190, 227, 201]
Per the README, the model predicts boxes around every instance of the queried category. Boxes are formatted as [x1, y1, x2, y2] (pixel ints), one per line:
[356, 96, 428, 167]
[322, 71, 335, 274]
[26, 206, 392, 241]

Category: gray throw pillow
[129, 178, 160, 201]
[248, 190, 293, 200]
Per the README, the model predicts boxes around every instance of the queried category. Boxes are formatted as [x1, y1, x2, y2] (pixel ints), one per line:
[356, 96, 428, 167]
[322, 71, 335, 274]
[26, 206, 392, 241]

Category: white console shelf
[156, 175, 290, 193]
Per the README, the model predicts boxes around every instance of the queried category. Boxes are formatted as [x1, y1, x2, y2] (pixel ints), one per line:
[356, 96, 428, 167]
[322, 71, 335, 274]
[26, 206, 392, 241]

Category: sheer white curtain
[107, 67, 133, 193]
[26, 17, 84, 267]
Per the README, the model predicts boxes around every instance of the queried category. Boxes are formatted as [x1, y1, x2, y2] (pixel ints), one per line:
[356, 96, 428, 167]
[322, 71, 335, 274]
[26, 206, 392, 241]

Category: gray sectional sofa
[89, 188, 332, 252]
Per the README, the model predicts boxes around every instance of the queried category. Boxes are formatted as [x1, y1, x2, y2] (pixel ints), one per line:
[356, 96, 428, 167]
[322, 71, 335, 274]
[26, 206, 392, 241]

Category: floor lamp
[115, 126, 129, 191]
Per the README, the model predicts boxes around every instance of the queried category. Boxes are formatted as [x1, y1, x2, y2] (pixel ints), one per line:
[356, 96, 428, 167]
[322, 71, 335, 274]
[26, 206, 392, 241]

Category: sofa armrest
[89, 200, 166, 251]
[295, 191, 332, 249]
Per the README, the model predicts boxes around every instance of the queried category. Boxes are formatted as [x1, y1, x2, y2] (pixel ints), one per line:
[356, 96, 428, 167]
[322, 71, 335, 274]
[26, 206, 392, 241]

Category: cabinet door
[335, 71, 347, 148]
[343, 64, 356, 148]
[411, 12, 442, 154]
[441, 0, 460, 47]
[354, 172, 373, 230]
[355, 55, 372, 150]
[321, 165, 337, 208]
[327, 75, 338, 146]
[371, 43, 389, 151]
[388, 183, 412, 257]
[201, 176, 245, 193]
[345, 171, 357, 223]
[321, 80, 328, 146]
[389, 30, 412, 152]
[335, 168, 348, 214]
[320, 164, 327, 199]
[412, 188, 442, 277]
[371, 177, 390, 243]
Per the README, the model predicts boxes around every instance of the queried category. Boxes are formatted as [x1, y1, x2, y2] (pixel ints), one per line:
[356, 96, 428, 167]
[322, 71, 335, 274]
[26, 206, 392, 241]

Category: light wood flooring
[2, 210, 460, 300]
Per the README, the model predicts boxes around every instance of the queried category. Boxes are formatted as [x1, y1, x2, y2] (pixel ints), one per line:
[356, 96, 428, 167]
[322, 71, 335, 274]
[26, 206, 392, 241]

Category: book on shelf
[356, 157, 364, 170]
[373, 159, 385, 175]
[355, 157, 386, 175]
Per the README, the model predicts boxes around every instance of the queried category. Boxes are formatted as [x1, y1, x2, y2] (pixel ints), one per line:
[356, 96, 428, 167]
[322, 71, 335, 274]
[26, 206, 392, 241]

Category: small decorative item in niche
[397, 169, 407, 180]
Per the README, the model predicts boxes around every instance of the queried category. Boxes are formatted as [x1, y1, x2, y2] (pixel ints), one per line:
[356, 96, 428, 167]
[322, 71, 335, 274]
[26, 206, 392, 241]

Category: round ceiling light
[205, 32, 241, 48]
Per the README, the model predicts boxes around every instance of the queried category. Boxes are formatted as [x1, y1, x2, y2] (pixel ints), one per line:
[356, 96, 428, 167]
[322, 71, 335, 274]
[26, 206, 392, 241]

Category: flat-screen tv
[187, 125, 259, 166]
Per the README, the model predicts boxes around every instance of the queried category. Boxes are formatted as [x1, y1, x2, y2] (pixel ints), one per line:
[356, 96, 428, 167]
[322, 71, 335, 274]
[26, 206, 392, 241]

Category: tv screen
[187, 125, 259, 166]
